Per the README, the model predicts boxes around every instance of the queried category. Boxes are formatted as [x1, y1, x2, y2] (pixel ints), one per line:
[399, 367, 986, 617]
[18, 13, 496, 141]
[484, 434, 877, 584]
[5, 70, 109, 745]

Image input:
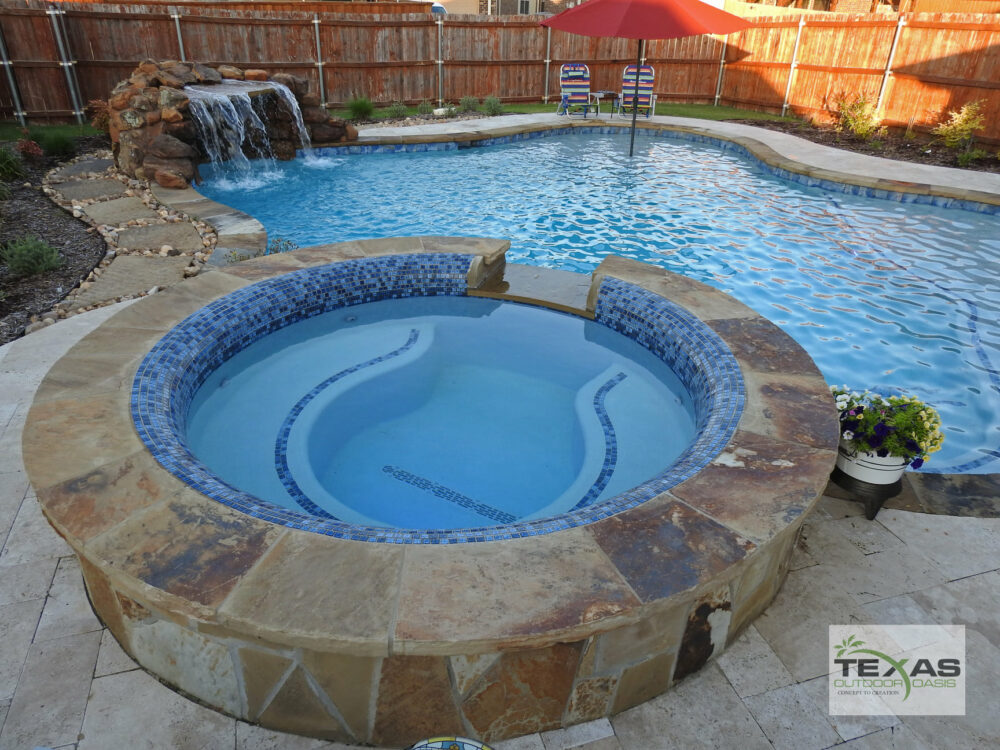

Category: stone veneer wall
[107, 59, 358, 189]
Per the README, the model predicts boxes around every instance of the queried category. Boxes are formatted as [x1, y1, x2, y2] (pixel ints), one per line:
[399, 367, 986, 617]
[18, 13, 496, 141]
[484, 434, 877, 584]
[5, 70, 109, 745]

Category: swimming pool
[185, 296, 697, 530]
[197, 130, 1000, 473]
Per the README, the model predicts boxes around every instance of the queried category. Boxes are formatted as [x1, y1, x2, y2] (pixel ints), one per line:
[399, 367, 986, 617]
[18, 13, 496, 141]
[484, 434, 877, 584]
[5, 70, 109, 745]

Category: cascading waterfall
[185, 80, 313, 178]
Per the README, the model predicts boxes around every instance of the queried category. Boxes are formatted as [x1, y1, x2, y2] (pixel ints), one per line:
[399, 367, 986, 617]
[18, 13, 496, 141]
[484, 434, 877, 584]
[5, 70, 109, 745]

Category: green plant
[346, 96, 375, 121]
[835, 95, 885, 141]
[417, 99, 434, 116]
[266, 235, 298, 255]
[932, 100, 986, 150]
[832, 386, 944, 468]
[0, 183, 10, 200]
[15, 132, 43, 162]
[32, 129, 76, 158]
[1, 235, 62, 276]
[483, 95, 503, 116]
[459, 95, 479, 113]
[384, 101, 408, 120]
[957, 147, 989, 167]
[0, 147, 24, 181]
[445, 102, 457, 117]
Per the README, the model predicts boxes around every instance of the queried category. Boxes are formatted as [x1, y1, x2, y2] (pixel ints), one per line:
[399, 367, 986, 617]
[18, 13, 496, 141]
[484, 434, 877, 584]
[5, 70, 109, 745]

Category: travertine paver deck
[0, 304, 997, 748]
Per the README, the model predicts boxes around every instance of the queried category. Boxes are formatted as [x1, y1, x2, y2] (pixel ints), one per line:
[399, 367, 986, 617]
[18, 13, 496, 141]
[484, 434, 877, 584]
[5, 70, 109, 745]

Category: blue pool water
[197, 131, 1000, 473]
[186, 296, 696, 529]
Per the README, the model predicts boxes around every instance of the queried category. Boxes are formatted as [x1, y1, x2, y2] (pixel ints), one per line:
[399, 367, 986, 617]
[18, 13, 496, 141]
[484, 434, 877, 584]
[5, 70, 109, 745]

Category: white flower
[842, 430, 854, 440]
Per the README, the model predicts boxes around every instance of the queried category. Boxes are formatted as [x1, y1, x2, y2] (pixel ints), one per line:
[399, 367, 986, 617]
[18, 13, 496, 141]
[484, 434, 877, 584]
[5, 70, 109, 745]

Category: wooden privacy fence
[0, 3, 998, 143]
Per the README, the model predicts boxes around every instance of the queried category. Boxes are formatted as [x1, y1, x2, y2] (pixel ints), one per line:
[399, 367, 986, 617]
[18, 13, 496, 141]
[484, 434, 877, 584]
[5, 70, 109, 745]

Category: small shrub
[2, 235, 62, 276]
[417, 99, 434, 116]
[459, 95, 479, 113]
[835, 95, 884, 141]
[346, 96, 375, 121]
[266, 236, 298, 255]
[444, 102, 457, 117]
[483, 95, 503, 116]
[15, 136, 43, 162]
[0, 183, 10, 201]
[88, 98, 111, 132]
[957, 148, 989, 167]
[384, 101, 408, 120]
[932, 100, 986, 150]
[0, 147, 25, 181]
[33, 130, 76, 159]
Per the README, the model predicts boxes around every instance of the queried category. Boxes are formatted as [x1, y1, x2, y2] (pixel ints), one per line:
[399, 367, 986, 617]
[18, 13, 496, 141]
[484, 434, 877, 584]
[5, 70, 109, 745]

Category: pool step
[469, 262, 594, 318]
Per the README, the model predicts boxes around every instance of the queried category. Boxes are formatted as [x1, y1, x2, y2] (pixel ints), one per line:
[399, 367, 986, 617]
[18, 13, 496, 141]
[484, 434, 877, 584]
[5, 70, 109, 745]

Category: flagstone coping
[22, 238, 836, 746]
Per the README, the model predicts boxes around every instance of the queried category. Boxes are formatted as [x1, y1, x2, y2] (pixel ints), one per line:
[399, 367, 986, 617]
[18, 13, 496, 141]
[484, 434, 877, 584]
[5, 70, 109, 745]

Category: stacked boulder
[108, 60, 358, 189]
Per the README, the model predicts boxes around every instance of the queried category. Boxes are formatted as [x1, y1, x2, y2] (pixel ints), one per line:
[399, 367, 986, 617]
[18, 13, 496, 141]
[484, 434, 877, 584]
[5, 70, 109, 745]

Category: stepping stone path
[66, 256, 191, 312]
[53, 178, 128, 202]
[82, 196, 159, 226]
[115, 222, 205, 253]
[48, 157, 114, 181]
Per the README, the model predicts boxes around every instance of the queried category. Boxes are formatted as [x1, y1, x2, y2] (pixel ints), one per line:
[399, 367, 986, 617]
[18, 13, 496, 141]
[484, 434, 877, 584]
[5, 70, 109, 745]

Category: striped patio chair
[616, 64, 657, 119]
[556, 63, 597, 118]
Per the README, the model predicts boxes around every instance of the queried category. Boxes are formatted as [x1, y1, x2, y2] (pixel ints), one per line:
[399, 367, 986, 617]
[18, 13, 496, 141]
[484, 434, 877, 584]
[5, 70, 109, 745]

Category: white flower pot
[836, 439, 907, 485]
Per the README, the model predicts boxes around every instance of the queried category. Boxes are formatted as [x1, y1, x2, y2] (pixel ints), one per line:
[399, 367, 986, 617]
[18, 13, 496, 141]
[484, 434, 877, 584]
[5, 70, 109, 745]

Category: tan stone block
[449, 653, 501, 697]
[288, 242, 367, 265]
[356, 236, 426, 256]
[244, 69, 269, 81]
[303, 650, 379, 739]
[219, 531, 401, 654]
[258, 666, 352, 742]
[728, 527, 798, 641]
[565, 675, 617, 724]
[737, 371, 839, 451]
[86, 489, 282, 610]
[610, 650, 676, 714]
[23, 392, 143, 490]
[372, 655, 463, 746]
[462, 642, 583, 740]
[37, 449, 185, 544]
[78, 556, 128, 647]
[673, 587, 733, 681]
[238, 647, 294, 719]
[394, 528, 639, 653]
[594, 598, 689, 673]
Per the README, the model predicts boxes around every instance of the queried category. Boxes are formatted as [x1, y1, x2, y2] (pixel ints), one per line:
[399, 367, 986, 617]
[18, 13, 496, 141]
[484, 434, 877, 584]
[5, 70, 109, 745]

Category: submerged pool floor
[197, 131, 1000, 473]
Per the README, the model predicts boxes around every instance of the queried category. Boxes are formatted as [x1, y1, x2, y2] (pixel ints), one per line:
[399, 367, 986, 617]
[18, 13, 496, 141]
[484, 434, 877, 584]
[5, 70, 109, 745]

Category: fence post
[0, 25, 27, 127]
[47, 4, 83, 124]
[876, 14, 906, 116]
[543, 25, 551, 104]
[781, 15, 805, 117]
[436, 16, 444, 106]
[713, 37, 727, 106]
[313, 15, 327, 107]
[170, 7, 186, 62]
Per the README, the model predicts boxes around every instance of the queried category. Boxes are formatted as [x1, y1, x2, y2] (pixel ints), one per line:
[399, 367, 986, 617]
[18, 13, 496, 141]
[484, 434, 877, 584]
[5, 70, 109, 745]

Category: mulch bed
[0, 123, 996, 346]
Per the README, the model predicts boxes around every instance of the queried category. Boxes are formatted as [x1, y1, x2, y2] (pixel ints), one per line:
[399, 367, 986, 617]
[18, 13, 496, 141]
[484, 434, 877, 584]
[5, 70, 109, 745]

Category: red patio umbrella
[541, 0, 752, 155]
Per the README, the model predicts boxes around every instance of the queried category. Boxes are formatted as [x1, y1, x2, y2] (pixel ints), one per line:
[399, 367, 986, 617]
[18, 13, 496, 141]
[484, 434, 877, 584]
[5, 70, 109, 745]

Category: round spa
[24, 241, 838, 747]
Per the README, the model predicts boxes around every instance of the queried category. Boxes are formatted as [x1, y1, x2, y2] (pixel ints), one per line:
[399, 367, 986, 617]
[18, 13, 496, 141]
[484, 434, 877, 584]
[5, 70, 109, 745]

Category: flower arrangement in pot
[832, 386, 945, 485]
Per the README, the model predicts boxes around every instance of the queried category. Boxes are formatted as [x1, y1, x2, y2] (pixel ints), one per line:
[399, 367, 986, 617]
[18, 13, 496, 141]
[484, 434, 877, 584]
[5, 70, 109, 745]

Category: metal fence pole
[0, 26, 27, 127]
[170, 7, 186, 62]
[876, 14, 906, 116]
[313, 15, 327, 107]
[436, 16, 444, 106]
[543, 26, 551, 104]
[781, 15, 805, 117]
[713, 37, 727, 106]
[47, 4, 83, 123]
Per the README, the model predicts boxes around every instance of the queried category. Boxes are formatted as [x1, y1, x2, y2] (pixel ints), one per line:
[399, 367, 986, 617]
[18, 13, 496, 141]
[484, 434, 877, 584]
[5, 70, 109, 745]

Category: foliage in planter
[2, 235, 62, 276]
[932, 100, 985, 150]
[835, 95, 885, 141]
[832, 386, 944, 468]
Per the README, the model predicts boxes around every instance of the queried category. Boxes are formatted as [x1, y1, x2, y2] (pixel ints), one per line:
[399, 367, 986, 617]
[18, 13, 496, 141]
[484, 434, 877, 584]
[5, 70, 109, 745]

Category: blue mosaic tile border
[131, 256, 744, 544]
[382, 466, 517, 525]
[572, 371, 627, 511]
[307, 127, 998, 215]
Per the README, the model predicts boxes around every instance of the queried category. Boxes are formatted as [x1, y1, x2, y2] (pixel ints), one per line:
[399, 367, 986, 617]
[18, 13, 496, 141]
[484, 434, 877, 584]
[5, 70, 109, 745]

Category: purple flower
[867, 433, 884, 449]
[905, 439, 920, 453]
[873, 421, 891, 438]
[910, 458, 924, 469]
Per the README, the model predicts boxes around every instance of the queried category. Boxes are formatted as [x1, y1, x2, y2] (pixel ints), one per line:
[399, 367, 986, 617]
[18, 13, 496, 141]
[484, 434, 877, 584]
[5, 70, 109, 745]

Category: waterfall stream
[185, 80, 312, 177]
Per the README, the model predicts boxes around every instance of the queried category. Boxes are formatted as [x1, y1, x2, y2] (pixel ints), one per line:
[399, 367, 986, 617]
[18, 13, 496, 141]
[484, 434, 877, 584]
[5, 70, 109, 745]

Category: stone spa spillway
[23, 240, 838, 746]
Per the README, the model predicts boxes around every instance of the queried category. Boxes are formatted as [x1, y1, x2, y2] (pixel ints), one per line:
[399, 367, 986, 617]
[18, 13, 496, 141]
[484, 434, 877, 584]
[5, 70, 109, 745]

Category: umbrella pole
[628, 39, 643, 157]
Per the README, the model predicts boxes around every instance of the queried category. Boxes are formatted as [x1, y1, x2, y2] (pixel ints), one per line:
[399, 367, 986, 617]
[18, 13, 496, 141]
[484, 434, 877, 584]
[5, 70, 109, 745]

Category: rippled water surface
[198, 132, 1000, 473]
